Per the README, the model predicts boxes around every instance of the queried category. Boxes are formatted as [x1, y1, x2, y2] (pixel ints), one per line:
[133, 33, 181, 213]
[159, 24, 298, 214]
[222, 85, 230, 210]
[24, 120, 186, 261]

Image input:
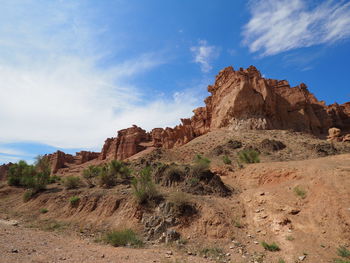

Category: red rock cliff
[99, 65, 350, 161]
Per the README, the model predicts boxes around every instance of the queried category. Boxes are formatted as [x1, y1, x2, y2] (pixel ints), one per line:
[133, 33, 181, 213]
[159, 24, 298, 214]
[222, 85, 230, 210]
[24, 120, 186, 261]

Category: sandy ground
[0, 221, 211, 263]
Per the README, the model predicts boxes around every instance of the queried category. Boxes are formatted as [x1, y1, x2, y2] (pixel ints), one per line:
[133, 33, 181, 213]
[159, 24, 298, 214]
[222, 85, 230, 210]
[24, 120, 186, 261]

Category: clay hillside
[1, 65, 350, 263]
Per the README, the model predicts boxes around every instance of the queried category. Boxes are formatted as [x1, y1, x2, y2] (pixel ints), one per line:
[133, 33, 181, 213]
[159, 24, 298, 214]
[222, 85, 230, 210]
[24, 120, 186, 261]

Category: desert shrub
[238, 149, 260, 164]
[338, 246, 350, 258]
[294, 186, 307, 199]
[8, 157, 50, 192]
[188, 177, 200, 186]
[222, 155, 232, 165]
[163, 165, 185, 186]
[191, 154, 211, 179]
[97, 160, 131, 188]
[334, 260, 350, 263]
[278, 259, 286, 263]
[69, 196, 80, 207]
[34, 155, 51, 176]
[200, 247, 224, 260]
[64, 176, 81, 189]
[109, 160, 131, 179]
[131, 166, 158, 204]
[168, 191, 196, 216]
[23, 189, 35, 202]
[261, 241, 280, 251]
[83, 165, 101, 187]
[105, 229, 143, 247]
[40, 208, 48, 214]
[227, 140, 242, 149]
[48, 175, 61, 184]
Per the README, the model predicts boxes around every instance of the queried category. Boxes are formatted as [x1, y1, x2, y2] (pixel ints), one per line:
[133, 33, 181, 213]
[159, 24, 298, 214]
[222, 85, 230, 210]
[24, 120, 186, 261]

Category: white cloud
[243, 0, 350, 56]
[190, 40, 220, 72]
[0, 1, 202, 150]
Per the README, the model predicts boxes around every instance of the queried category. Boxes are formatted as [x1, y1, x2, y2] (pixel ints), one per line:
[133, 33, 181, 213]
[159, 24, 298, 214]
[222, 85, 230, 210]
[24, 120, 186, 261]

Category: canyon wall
[99, 65, 350, 161]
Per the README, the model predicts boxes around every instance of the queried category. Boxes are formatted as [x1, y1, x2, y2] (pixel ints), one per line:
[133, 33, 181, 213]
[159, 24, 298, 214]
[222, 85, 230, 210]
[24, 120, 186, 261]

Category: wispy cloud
[0, 0, 201, 153]
[242, 0, 350, 56]
[190, 40, 220, 72]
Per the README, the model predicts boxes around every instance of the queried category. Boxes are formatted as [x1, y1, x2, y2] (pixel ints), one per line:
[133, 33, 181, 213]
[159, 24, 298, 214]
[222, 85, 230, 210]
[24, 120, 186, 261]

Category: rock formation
[99, 65, 350, 161]
[45, 150, 99, 173]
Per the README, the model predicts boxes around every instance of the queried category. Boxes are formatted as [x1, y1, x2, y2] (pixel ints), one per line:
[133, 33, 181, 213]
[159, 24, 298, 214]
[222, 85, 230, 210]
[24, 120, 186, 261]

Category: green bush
[222, 155, 232, 165]
[8, 158, 50, 192]
[96, 161, 131, 188]
[40, 208, 48, 214]
[83, 165, 101, 186]
[105, 229, 143, 247]
[238, 149, 260, 164]
[64, 176, 81, 189]
[261, 241, 280, 251]
[278, 259, 286, 263]
[191, 154, 211, 178]
[338, 246, 350, 258]
[23, 189, 35, 202]
[334, 260, 350, 263]
[69, 196, 80, 207]
[131, 166, 158, 204]
[48, 175, 61, 184]
[294, 186, 307, 199]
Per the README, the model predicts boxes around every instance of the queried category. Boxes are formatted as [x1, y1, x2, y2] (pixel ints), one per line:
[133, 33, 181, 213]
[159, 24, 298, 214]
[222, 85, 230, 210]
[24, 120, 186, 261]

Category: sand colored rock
[327, 127, 342, 142]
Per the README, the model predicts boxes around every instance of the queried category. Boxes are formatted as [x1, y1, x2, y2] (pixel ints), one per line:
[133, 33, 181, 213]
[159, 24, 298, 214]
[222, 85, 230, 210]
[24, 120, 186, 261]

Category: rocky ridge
[98, 65, 350, 162]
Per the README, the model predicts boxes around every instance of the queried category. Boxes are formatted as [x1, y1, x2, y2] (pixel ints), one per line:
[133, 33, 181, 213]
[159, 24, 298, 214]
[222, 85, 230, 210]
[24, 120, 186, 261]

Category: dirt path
[0, 220, 207, 263]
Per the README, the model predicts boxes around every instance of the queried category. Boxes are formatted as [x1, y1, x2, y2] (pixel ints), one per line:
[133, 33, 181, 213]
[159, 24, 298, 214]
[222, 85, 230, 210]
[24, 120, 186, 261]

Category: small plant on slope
[105, 229, 143, 247]
[294, 186, 307, 199]
[237, 149, 260, 164]
[64, 176, 81, 189]
[69, 196, 80, 207]
[261, 241, 280, 251]
[131, 166, 158, 204]
[222, 155, 232, 165]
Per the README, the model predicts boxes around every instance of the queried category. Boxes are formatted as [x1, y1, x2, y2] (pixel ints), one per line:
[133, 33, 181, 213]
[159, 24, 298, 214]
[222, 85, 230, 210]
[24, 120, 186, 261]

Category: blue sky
[1, 0, 350, 164]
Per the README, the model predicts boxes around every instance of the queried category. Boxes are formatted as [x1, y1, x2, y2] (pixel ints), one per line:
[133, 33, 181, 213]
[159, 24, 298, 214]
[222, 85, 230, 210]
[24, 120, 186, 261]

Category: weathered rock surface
[45, 150, 99, 173]
[99, 65, 350, 161]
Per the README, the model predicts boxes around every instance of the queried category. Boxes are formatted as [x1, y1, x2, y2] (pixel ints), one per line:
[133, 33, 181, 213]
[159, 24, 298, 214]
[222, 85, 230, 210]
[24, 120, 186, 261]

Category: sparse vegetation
[232, 217, 243, 228]
[97, 160, 131, 188]
[83, 165, 101, 187]
[200, 247, 224, 261]
[286, 235, 295, 241]
[294, 186, 307, 199]
[222, 155, 232, 165]
[131, 166, 158, 204]
[168, 191, 196, 216]
[334, 260, 350, 263]
[337, 246, 350, 258]
[278, 259, 286, 263]
[191, 154, 211, 179]
[40, 208, 48, 214]
[188, 177, 200, 186]
[23, 189, 35, 202]
[69, 196, 80, 207]
[105, 229, 143, 247]
[261, 241, 280, 251]
[238, 149, 260, 164]
[63, 176, 81, 189]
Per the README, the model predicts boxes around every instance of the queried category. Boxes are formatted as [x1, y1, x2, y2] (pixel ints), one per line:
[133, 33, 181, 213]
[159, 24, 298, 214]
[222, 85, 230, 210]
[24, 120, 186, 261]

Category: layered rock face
[45, 150, 99, 173]
[99, 65, 350, 161]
